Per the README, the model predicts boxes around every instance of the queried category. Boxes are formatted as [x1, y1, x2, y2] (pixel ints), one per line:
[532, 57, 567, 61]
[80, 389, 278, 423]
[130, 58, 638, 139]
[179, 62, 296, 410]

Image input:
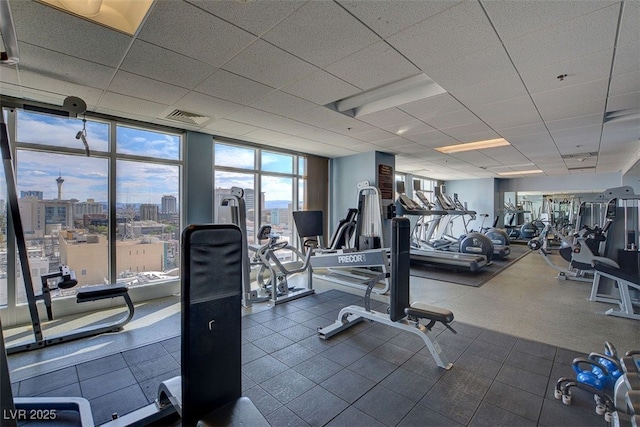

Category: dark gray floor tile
[265, 405, 311, 427]
[449, 322, 483, 339]
[419, 382, 482, 425]
[436, 329, 474, 350]
[285, 309, 318, 323]
[129, 353, 180, 383]
[360, 322, 401, 342]
[89, 384, 148, 426]
[505, 349, 553, 377]
[321, 368, 376, 404]
[11, 382, 18, 396]
[325, 406, 386, 427]
[261, 369, 315, 404]
[288, 298, 318, 309]
[287, 385, 349, 426]
[242, 355, 290, 384]
[436, 367, 493, 400]
[248, 309, 282, 323]
[321, 289, 349, 300]
[293, 354, 343, 383]
[554, 347, 585, 366]
[538, 397, 607, 427]
[321, 342, 367, 367]
[271, 342, 316, 367]
[80, 366, 137, 400]
[514, 338, 557, 360]
[469, 402, 537, 427]
[476, 329, 518, 349]
[297, 334, 340, 353]
[170, 350, 180, 363]
[398, 403, 464, 427]
[497, 363, 549, 397]
[320, 308, 342, 322]
[455, 351, 503, 379]
[465, 339, 511, 363]
[347, 353, 397, 383]
[388, 331, 426, 353]
[401, 352, 447, 381]
[159, 336, 181, 354]
[429, 340, 466, 363]
[261, 316, 299, 332]
[76, 353, 128, 381]
[380, 366, 436, 402]
[36, 382, 83, 398]
[278, 324, 317, 342]
[122, 342, 169, 366]
[245, 385, 283, 416]
[242, 316, 259, 330]
[137, 368, 180, 403]
[252, 333, 296, 354]
[334, 293, 363, 305]
[305, 301, 339, 316]
[484, 381, 544, 421]
[549, 381, 609, 417]
[243, 324, 276, 342]
[242, 342, 268, 364]
[370, 342, 414, 366]
[242, 373, 256, 393]
[343, 332, 385, 353]
[271, 303, 302, 317]
[353, 384, 415, 426]
[18, 367, 78, 396]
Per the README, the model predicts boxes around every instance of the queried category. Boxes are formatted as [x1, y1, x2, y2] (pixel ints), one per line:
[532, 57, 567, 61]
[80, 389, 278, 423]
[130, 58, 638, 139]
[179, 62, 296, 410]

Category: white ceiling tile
[452, 74, 529, 109]
[498, 124, 549, 139]
[15, 73, 104, 110]
[0, 65, 18, 84]
[281, 69, 361, 105]
[11, 0, 131, 67]
[387, 1, 502, 70]
[99, 92, 168, 118]
[520, 49, 613, 95]
[546, 114, 603, 132]
[423, 109, 481, 130]
[551, 124, 602, 142]
[243, 129, 292, 143]
[374, 137, 414, 149]
[339, 1, 461, 38]
[475, 97, 541, 129]
[483, 1, 617, 41]
[357, 108, 417, 128]
[351, 128, 398, 143]
[204, 119, 258, 136]
[602, 123, 640, 143]
[441, 123, 498, 141]
[613, 41, 640, 75]
[291, 106, 355, 130]
[109, 71, 189, 105]
[18, 43, 115, 90]
[538, 98, 606, 122]
[425, 46, 518, 93]
[250, 91, 318, 117]
[222, 39, 317, 89]
[325, 42, 420, 91]
[121, 40, 215, 89]
[138, 0, 256, 67]
[404, 130, 458, 147]
[606, 91, 640, 112]
[187, 0, 305, 36]
[399, 93, 466, 121]
[224, 107, 289, 130]
[618, 0, 640, 46]
[505, 5, 620, 70]
[449, 151, 501, 168]
[609, 70, 640, 97]
[394, 121, 436, 137]
[172, 92, 244, 121]
[483, 146, 535, 164]
[262, 1, 379, 67]
[195, 70, 275, 105]
[532, 78, 609, 111]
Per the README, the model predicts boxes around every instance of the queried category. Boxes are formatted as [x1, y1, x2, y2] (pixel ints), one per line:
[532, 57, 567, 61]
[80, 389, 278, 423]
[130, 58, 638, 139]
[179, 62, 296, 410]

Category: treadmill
[395, 182, 489, 272]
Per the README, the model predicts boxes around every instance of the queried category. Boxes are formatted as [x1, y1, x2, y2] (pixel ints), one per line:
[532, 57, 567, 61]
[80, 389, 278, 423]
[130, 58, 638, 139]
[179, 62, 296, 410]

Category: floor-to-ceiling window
[214, 141, 306, 252]
[1, 108, 182, 320]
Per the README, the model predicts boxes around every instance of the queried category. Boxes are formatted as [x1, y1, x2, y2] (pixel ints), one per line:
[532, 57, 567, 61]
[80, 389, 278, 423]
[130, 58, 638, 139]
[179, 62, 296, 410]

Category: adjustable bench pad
[405, 302, 454, 324]
[593, 261, 640, 286]
[627, 391, 640, 415]
[76, 284, 129, 302]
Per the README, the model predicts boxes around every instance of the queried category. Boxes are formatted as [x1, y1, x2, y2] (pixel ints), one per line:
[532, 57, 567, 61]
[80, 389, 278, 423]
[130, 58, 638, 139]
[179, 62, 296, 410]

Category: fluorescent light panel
[37, 0, 153, 35]
[330, 74, 446, 118]
[435, 138, 510, 154]
[497, 169, 544, 176]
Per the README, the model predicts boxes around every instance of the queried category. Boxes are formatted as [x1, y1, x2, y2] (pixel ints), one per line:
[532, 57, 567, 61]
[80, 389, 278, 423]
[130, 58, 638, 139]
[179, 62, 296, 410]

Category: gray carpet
[409, 244, 531, 287]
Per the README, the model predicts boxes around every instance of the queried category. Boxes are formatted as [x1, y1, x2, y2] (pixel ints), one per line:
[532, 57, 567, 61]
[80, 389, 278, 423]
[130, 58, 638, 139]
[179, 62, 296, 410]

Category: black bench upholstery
[76, 284, 129, 303]
[592, 261, 640, 286]
[405, 302, 454, 324]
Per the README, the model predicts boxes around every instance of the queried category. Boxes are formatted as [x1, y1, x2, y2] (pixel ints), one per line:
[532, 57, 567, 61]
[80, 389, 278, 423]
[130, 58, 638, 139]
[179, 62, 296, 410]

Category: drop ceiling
[1, 0, 638, 181]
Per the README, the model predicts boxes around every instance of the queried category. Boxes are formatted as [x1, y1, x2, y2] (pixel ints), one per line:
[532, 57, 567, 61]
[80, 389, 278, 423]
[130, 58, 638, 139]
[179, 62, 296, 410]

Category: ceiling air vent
[561, 152, 598, 159]
[165, 109, 210, 125]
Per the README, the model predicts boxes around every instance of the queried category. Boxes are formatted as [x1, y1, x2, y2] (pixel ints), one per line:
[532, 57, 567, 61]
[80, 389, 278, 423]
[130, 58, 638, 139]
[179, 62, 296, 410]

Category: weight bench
[591, 261, 640, 321]
[318, 217, 454, 370]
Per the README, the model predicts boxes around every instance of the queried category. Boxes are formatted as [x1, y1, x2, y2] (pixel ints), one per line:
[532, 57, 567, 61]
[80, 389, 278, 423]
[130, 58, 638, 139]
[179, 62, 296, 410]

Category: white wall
[498, 172, 622, 193]
[444, 178, 497, 237]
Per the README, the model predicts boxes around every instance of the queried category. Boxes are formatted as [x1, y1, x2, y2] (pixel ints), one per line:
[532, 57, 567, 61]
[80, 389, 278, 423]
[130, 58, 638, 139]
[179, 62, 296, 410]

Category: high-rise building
[56, 174, 64, 200]
[161, 195, 177, 214]
[140, 204, 159, 221]
[20, 190, 43, 200]
[74, 199, 104, 218]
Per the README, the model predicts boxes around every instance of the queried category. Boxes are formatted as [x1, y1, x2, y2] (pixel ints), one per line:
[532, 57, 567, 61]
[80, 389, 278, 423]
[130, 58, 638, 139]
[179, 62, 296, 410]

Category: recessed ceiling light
[434, 138, 510, 154]
[37, 0, 154, 35]
[497, 169, 544, 176]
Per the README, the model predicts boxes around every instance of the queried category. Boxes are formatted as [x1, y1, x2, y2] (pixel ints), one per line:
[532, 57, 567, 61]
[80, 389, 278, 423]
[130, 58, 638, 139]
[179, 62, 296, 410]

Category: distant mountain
[265, 200, 291, 209]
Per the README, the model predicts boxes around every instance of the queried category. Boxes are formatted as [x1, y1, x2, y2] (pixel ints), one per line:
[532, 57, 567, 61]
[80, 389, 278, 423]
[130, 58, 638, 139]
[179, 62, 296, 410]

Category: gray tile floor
[11, 290, 611, 426]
